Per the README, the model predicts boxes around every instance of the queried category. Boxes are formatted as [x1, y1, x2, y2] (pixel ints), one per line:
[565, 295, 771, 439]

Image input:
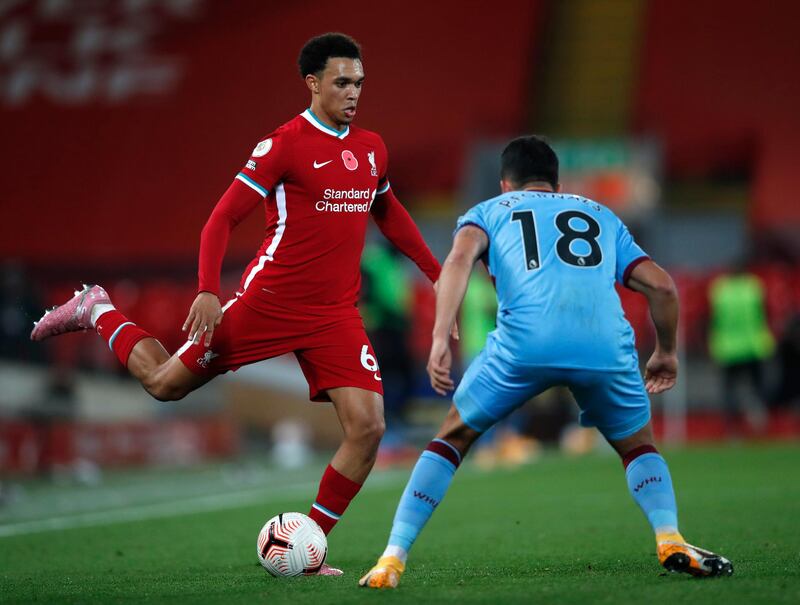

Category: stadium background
[0, 1, 799, 601]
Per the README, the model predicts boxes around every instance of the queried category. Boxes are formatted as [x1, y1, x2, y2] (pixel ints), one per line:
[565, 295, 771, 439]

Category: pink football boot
[317, 563, 344, 576]
[30, 284, 111, 341]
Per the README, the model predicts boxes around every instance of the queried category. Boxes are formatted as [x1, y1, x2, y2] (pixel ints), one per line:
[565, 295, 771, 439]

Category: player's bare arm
[627, 259, 679, 394]
[428, 225, 489, 395]
[433, 279, 461, 341]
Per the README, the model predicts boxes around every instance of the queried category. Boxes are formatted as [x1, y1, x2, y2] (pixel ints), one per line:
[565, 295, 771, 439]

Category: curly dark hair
[500, 135, 559, 188]
[298, 33, 362, 77]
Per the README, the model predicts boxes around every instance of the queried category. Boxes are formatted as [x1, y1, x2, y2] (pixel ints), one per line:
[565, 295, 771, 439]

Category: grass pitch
[1, 444, 799, 604]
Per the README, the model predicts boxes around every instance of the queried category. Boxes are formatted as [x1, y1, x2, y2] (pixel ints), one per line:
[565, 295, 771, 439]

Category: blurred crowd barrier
[0, 418, 237, 475]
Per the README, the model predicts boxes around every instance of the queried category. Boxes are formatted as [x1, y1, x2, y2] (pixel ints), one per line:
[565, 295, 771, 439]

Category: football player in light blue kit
[360, 136, 732, 588]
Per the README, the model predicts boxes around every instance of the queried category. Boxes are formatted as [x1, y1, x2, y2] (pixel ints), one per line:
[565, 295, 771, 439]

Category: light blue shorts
[453, 347, 650, 441]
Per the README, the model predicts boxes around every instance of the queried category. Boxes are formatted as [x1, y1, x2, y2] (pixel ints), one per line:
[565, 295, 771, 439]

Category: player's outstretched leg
[30, 284, 207, 402]
[360, 405, 480, 589]
[610, 423, 733, 577]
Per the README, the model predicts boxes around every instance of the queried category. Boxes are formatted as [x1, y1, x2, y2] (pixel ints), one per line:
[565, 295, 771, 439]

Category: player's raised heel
[30, 284, 111, 342]
[657, 535, 733, 577]
[358, 555, 405, 588]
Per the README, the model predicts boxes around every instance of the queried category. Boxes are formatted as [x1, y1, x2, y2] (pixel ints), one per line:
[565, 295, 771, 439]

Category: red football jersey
[233, 109, 391, 316]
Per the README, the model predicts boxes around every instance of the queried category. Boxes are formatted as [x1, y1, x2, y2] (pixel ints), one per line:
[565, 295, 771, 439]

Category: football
[256, 512, 328, 577]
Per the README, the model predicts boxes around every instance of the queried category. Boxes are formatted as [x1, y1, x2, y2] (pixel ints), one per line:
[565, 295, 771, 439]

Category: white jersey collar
[301, 108, 350, 139]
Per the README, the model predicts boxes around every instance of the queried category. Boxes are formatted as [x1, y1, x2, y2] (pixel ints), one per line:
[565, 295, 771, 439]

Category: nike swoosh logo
[313, 160, 333, 169]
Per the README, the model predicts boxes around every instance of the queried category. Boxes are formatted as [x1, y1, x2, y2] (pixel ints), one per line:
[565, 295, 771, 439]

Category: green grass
[2, 444, 799, 604]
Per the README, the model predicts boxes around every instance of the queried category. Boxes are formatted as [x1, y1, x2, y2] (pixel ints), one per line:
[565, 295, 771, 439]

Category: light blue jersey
[456, 190, 647, 372]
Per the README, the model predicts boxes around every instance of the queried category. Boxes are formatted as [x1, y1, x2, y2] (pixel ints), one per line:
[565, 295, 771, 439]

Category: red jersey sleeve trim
[622, 255, 651, 287]
[454, 220, 490, 239]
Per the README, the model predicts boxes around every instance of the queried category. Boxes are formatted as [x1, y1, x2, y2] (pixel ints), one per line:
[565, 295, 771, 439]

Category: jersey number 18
[511, 210, 603, 270]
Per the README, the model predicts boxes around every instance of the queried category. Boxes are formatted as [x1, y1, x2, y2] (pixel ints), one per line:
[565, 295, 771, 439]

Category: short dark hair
[298, 33, 362, 77]
[500, 135, 559, 188]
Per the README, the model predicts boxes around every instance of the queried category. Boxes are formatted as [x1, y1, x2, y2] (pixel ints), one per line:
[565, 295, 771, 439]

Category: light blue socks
[625, 451, 679, 533]
[385, 439, 462, 560]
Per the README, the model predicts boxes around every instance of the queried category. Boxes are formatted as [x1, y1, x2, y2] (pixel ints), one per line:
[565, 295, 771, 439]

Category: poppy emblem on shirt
[341, 149, 358, 171]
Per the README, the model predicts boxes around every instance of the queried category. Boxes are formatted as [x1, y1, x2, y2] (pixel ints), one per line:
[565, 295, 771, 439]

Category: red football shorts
[176, 298, 383, 402]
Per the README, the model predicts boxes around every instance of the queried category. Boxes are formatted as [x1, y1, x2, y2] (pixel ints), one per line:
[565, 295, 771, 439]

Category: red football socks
[95, 310, 152, 367]
[308, 464, 363, 535]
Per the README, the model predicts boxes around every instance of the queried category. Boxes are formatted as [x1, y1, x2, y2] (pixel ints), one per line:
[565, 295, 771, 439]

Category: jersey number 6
[360, 344, 378, 372]
[511, 209, 603, 270]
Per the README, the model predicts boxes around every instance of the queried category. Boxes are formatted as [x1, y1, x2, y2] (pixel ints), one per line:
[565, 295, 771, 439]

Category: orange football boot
[358, 556, 405, 588]
[657, 532, 733, 577]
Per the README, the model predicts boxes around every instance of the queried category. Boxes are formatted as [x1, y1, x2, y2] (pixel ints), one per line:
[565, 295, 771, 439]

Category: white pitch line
[0, 471, 407, 539]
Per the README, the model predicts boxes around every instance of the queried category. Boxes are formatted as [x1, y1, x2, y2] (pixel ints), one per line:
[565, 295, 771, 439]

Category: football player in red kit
[31, 33, 445, 576]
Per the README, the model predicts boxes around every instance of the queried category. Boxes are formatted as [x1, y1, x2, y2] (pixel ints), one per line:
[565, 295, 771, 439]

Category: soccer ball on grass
[256, 512, 327, 577]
